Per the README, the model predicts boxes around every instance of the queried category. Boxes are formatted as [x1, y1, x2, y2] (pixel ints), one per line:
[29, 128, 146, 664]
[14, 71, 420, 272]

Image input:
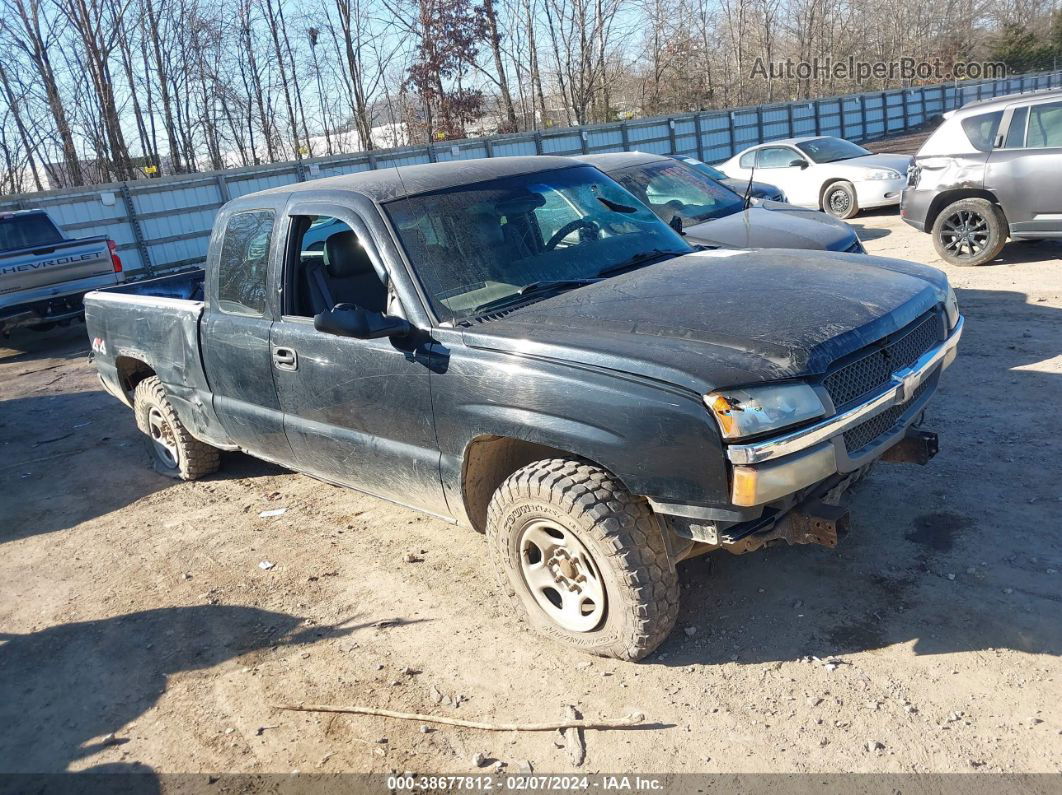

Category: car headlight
[705, 382, 827, 440]
[944, 285, 960, 329]
[864, 168, 903, 180]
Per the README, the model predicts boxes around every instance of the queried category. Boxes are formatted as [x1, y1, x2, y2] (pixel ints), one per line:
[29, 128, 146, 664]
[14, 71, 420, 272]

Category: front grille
[843, 378, 931, 453]
[823, 314, 942, 409]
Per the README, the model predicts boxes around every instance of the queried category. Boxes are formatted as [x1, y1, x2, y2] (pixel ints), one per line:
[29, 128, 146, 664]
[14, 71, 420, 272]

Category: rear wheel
[133, 376, 220, 480]
[822, 181, 859, 219]
[486, 458, 680, 661]
[931, 198, 1007, 266]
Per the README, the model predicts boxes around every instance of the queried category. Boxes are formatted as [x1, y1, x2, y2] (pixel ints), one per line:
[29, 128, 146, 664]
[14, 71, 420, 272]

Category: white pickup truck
[0, 209, 124, 336]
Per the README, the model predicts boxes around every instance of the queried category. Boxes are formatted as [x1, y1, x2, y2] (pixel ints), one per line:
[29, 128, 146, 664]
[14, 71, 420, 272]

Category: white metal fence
[4, 71, 1059, 278]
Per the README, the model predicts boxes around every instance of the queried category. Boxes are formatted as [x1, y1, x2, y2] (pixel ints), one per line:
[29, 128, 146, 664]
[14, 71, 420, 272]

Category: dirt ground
[1, 212, 1060, 781]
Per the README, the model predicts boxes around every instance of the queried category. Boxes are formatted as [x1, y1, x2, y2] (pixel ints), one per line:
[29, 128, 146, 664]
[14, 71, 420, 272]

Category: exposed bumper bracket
[881, 428, 939, 465]
[782, 500, 850, 549]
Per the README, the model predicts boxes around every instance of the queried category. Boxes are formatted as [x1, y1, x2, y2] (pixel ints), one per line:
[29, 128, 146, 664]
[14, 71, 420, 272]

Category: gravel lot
[1, 211, 1060, 778]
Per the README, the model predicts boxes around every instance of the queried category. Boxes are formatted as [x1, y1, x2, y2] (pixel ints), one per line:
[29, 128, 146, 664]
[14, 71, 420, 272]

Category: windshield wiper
[471, 278, 600, 316]
[594, 248, 684, 278]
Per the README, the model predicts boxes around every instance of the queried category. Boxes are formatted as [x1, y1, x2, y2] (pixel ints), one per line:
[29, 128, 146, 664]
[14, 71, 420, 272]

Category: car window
[795, 137, 870, 163]
[961, 111, 1003, 152]
[217, 210, 274, 316]
[1027, 101, 1062, 148]
[0, 213, 64, 252]
[284, 215, 388, 317]
[612, 161, 744, 225]
[384, 165, 690, 321]
[739, 151, 757, 168]
[1003, 107, 1029, 148]
[754, 147, 800, 169]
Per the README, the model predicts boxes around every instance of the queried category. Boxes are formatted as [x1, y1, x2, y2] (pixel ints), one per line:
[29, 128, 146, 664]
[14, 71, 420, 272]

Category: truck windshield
[385, 165, 691, 321]
[0, 213, 64, 252]
[610, 161, 744, 225]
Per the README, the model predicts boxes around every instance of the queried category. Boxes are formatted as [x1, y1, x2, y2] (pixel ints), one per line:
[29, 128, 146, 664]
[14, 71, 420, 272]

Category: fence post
[533, 131, 544, 155]
[813, 101, 821, 136]
[667, 119, 677, 153]
[900, 90, 909, 130]
[215, 173, 230, 204]
[693, 114, 705, 160]
[785, 102, 794, 137]
[858, 95, 867, 141]
[755, 106, 764, 143]
[727, 111, 736, 157]
[620, 121, 630, 152]
[119, 182, 152, 277]
[579, 130, 589, 154]
[484, 139, 495, 157]
[840, 99, 847, 140]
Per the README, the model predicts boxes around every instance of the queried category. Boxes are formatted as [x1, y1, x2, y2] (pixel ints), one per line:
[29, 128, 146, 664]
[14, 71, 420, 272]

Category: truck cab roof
[246, 155, 582, 205]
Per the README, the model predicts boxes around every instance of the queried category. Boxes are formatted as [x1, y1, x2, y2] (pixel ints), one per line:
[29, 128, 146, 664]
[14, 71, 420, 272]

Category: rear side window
[1027, 101, 1062, 148]
[217, 210, 274, 316]
[961, 111, 1002, 152]
[1003, 107, 1029, 148]
[0, 213, 64, 252]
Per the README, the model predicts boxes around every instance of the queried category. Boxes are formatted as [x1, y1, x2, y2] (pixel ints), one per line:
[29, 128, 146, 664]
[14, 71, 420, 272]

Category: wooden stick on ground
[274, 704, 645, 732]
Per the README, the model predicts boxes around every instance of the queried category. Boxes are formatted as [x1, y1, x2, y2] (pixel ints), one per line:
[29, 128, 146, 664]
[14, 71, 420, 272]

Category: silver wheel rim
[828, 189, 851, 215]
[940, 209, 990, 260]
[147, 406, 179, 469]
[517, 519, 606, 633]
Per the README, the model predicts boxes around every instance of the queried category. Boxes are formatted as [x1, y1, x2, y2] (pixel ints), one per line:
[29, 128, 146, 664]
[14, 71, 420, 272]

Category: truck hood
[459, 249, 949, 395]
[683, 205, 857, 251]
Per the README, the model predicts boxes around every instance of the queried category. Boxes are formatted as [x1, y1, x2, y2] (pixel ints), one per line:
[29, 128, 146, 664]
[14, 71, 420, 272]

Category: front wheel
[486, 458, 680, 661]
[822, 181, 859, 219]
[931, 198, 1007, 266]
[133, 376, 220, 480]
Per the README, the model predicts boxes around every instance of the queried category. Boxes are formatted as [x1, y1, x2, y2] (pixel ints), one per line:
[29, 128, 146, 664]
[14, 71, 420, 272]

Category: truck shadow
[0, 605, 354, 775]
[656, 287, 1062, 666]
[1, 385, 287, 545]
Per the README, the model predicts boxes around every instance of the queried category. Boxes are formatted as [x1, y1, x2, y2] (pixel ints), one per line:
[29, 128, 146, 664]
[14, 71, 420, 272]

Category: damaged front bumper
[725, 315, 962, 507]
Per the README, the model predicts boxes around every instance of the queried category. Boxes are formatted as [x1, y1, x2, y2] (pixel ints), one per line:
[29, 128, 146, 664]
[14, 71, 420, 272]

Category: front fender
[430, 335, 731, 522]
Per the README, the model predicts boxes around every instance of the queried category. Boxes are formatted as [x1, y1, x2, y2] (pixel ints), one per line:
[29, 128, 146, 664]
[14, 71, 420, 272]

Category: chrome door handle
[272, 347, 298, 371]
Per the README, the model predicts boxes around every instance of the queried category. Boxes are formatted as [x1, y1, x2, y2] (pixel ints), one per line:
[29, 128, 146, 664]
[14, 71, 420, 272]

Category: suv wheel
[133, 376, 221, 479]
[931, 198, 1007, 266]
[822, 181, 859, 219]
[486, 458, 680, 661]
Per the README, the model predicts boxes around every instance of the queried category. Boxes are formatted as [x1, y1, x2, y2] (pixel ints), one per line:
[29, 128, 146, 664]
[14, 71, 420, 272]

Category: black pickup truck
[85, 156, 963, 660]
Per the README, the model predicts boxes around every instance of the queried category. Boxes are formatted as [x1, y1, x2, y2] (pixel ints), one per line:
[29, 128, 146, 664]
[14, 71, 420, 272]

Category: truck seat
[305, 230, 387, 315]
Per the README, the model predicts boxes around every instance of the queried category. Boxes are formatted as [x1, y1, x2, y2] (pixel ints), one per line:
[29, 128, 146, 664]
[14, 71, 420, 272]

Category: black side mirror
[669, 214, 684, 235]
[789, 158, 809, 169]
[314, 303, 411, 340]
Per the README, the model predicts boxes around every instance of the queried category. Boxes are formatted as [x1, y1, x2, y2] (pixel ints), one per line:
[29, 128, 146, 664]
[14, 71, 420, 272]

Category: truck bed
[84, 269, 214, 432]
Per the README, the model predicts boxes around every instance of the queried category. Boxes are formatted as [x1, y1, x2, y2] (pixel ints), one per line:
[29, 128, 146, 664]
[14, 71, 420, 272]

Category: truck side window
[286, 215, 388, 318]
[217, 210, 273, 316]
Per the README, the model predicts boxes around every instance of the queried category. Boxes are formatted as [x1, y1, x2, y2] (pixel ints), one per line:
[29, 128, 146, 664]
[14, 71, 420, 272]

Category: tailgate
[0, 237, 113, 298]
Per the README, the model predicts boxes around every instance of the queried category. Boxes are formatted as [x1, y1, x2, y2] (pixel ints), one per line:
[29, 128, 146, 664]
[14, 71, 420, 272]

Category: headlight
[705, 382, 827, 440]
[864, 168, 903, 181]
[944, 285, 960, 329]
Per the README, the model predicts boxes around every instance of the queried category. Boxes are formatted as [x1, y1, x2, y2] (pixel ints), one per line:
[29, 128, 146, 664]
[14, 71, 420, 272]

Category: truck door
[200, 207, 292, 461]
[268, 204, 448, 517]
[987, 99, 1062, 235]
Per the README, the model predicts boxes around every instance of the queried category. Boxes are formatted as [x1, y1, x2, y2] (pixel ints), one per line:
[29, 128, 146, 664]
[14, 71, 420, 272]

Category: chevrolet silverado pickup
[1, 209, 123, 335]
[85, 156, 963, 660]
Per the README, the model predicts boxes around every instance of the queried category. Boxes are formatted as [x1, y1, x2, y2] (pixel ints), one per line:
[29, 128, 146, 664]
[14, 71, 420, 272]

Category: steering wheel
[545, 218, 599, 251]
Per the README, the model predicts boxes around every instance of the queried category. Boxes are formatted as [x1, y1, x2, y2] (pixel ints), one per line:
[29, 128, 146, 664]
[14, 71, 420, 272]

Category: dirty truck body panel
[85, 155, 960, 533]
